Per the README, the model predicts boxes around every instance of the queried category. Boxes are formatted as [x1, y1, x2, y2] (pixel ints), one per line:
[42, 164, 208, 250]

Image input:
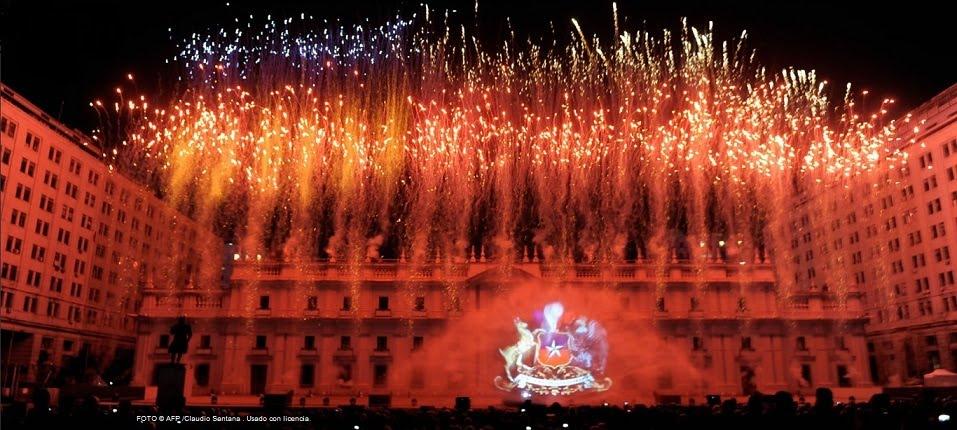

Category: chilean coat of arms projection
[495, 302, 612, 395]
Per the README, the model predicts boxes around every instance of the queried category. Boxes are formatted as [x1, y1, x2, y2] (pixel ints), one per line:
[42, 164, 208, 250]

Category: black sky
[1, 0, 954, 133]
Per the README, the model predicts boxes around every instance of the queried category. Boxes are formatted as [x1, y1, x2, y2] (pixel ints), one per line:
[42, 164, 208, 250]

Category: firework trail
[95, 6, 902, 322]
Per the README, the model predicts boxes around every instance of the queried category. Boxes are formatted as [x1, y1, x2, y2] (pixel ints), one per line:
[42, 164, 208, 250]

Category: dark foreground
[3, 388, 956, 430]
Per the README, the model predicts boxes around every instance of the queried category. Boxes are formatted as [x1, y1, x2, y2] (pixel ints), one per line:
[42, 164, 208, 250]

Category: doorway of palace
[250, 364, 268, 395]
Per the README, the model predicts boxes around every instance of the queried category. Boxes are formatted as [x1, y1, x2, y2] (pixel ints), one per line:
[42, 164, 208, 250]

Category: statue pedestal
[155, 363, 186, 411]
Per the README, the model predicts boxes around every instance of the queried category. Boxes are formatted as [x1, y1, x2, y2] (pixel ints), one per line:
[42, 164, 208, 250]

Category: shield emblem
[535, 331, 573, 367]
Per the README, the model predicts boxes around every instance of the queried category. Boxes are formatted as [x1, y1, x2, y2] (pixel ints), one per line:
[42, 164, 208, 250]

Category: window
[414, 296, 426, 311]
[69, 282, 83, 298]
[304, 335, 316, 350]
[934, 246, 951, 262]
[1, 263, 19, 281]
[741, 337, 753, 351]
[254, 335, 267, 350]
[801, 364, 813, 386]
[306, 296, 318, 310]
[14, 183, 32, 202]
[837, 365, 851, 387]
[49, 276, 62, 293]
[158, 334, 170, 348]
[337, 363, 353, 384]
[46, 300, 61, 318]
[0, 147, 9, 165]
[22, 296, 38, 314]
[299, 364, 315, 387]
[0, 116, 18, 138]
[796, 336, 808, 351]
[258, 295, 270, 310]
[9, 209, 26, 227]
[56, 228, 71, 246]
[25, 270, 41, 287]
[80, 214, 93, 230]
[341, 296, 352, 311]
[888, 238, 901, 252]
[944, 296, 957, 313]
[940, 271, 956, 288]
[52, 252, 66, 272]
[64, 182, 78, 199]
[909, 231, 923, 246]
[59, 205, 73, 221]
[91, 266, 104, 280]
[412, 336, 424, 351]
[339, 336, 351, 350]
[47, 147, 61, 163]
[5, 235, 22, 254]
[38, 195, 54, 213]
[377, 296, 390, 311]
[18, 158, 36, 177]
[376, 336, 388, 351]
[692, 336, 704, 351]
[919, 299, 934, 316]
[911, 253, 927, 269]
[373, 364, 388, 387]
[30, 245, 46, 262]
[42, 171, 59, 189]
[194, 364, 210, 387]
[200, 335, 212, 349]
[68, 158, 82, 175]
[881, 195, 894, 210]
[0, 290, 12, 310]
[26, 132, 40, 152]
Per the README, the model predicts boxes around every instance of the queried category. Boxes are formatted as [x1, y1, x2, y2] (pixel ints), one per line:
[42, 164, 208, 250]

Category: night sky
[1, 0, 954, 133]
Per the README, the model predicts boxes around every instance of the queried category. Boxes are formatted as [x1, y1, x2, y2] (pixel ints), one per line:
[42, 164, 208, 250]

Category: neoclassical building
[133, 256, 874, 407]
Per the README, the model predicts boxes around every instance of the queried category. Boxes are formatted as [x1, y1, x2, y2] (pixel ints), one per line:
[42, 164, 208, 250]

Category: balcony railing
[229, 259, 776, 283]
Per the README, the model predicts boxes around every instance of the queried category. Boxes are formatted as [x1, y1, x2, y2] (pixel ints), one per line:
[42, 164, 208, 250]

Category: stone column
[220, 333, 243, 394]
[132, 331, 153, 386]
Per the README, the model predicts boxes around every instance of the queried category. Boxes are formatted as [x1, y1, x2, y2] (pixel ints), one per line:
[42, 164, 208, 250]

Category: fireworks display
[94, 5, 902, 301]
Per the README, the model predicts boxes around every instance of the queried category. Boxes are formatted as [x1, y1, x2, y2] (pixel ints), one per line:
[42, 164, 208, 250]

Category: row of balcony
[230, 260, 777, 283]
[138, 303, 862, 321]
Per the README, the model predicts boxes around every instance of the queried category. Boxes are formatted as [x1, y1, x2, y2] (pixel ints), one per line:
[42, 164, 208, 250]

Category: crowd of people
[2, 388, 955, 429]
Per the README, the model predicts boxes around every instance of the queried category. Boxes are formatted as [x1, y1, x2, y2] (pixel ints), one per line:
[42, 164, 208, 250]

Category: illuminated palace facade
[133, 256, 873, 406]
[0, 84, 209, 392]
[788, 83, 957, 386]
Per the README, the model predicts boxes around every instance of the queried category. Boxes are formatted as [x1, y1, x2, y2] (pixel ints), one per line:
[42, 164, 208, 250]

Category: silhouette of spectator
[811, 387, 839, 430]
[168, 316, 192, 363]
[25, 388, 55, 427]
[6, 385, 956, 430]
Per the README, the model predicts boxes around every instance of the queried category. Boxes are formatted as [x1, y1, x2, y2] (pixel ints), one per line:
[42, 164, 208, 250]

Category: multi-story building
[134, 256, 873, 407]
[0, 84, 210, 392]
[788, 83, 957, 386]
